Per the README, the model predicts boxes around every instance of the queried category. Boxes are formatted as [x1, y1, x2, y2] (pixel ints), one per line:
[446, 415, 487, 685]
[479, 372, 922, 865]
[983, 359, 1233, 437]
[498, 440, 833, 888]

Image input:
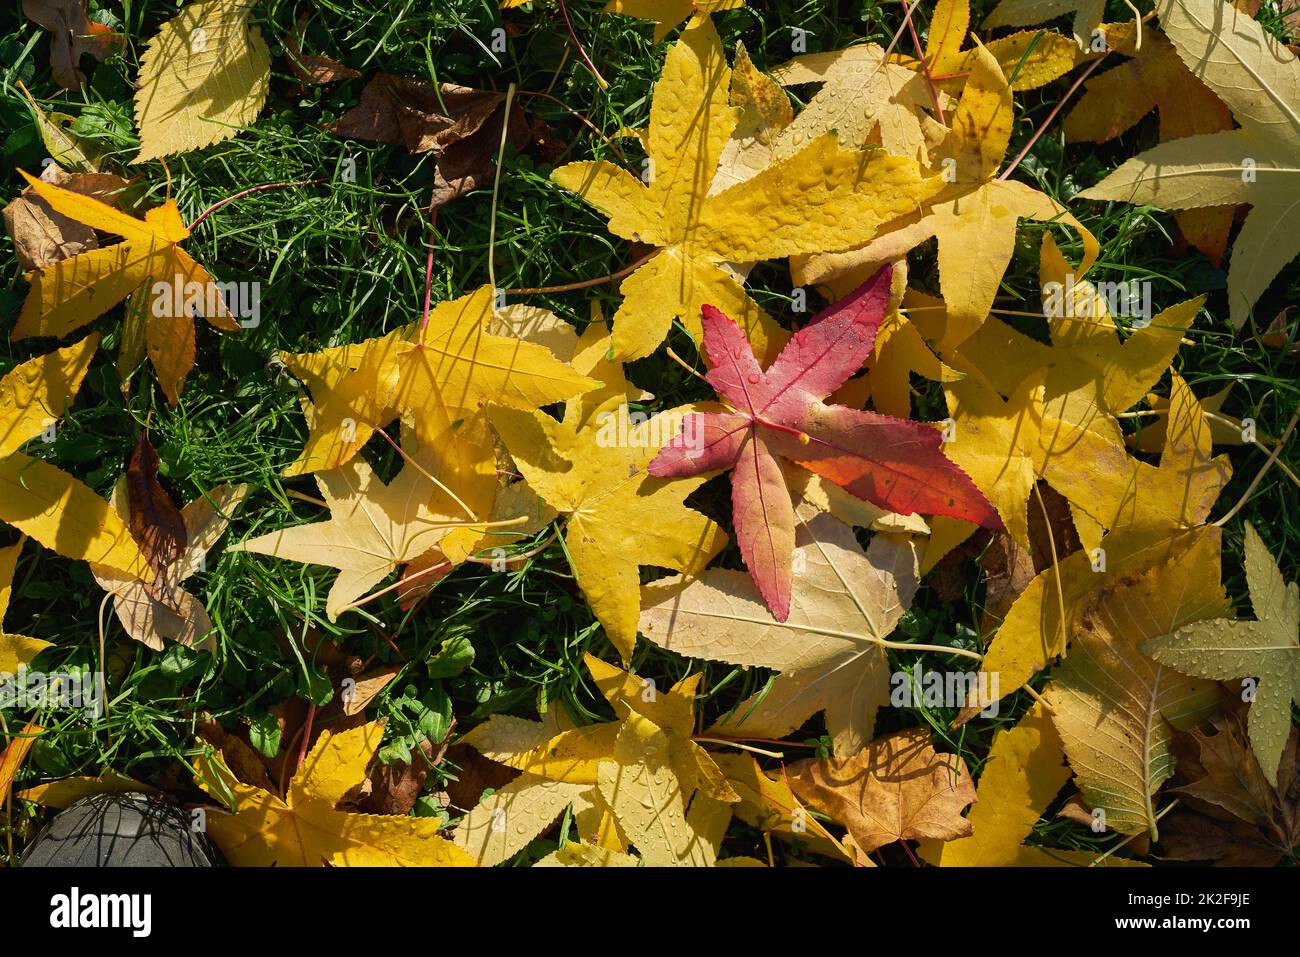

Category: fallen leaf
[125, 433, 186, 578]
[91, 482, 247, 651]
[1045, 526, 1229, 837]
[233, 436, 492, 620]
[453, 655, 734, 865]
[0, 723, 42, 807]
[918, 704, 1076, 865]
[488, 326, 726, 662]
[1158, 715, 1299, 864]
[984, 0, 1107, 48]
[284, 14, 360, 86]
[133, 0, 270, 162]
[0, 539, 53, 675]
[330, 75, 542, 212]
[2, 165, 129, 270]
[553, 20, 943, 361]
[648, 266, 998, 618]
[640, 508, 919, 758]
[0, 336, 150, 578]
[535, 841, 640, 866]
[603, 0, 746, 43]
[794, 43, 1098, 332]
[19, 770, 157, 807]
[911, 0, 1084, 93]
[1077, 0, 1300, 328]
[22, 0, 120, 90]
[12, 170, 239, 405]
[1064, 21, 1236, 263]
[770, 42, 937, 164]
[198, 721, 473, 866]
[787, 727, 976, 854]
[1142, 522, 1299, 786]
[279, 285, 596, 477]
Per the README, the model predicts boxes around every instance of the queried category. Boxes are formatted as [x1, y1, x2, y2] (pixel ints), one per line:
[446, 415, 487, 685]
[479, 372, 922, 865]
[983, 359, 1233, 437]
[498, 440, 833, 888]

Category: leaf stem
[555, 0, 609, 90]
[187, 180, 323, 231]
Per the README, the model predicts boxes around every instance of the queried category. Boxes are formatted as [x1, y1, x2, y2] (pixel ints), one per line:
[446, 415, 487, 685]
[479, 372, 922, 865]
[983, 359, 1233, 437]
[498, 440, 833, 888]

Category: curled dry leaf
[329, 75, 542, 212]
[2, 165, 130, 270]
[787, 727, 976, 855]
[91, 480, 248, 652]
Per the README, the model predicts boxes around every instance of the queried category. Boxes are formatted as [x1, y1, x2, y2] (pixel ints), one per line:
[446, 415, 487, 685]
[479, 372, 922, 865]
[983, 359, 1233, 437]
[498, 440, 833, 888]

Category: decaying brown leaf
[328, 75, 549, 211]
[2, 165, 129, 270]
[126, 433, 187, 579]
[787, 728, 976, 854]
[1158, 714, 1299, 865]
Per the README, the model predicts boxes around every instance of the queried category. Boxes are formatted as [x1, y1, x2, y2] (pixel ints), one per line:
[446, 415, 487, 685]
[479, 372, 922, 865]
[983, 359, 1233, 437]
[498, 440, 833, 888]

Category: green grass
[0, 0, 1297, 866]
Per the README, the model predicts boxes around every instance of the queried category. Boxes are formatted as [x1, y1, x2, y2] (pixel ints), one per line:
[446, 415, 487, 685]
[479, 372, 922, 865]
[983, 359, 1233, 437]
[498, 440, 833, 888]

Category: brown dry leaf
[329, 75, 541, 212]
[285, 14, 360, 86]
[22, 0, 121, 90]
[2, 165, 129, 270]
[126, 433, 186, 578]
[90, 481, 248, 652]
[341, 664, 401, 717]
[442, 743, 521, 812]
[196, 719, 275, 791]
[351, 736, 438, 816]
[1159, 716, 1300, 865]
[1261, 309, 1299, 355]
[786, 727, 976, 854]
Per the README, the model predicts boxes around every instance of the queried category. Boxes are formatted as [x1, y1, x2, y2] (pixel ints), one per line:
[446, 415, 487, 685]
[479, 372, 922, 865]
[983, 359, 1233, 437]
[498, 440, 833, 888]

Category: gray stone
[22, 793, 219, 867]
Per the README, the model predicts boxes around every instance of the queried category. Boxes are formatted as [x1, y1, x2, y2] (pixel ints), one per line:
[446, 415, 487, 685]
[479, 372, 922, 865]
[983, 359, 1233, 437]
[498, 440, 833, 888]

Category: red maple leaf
[649, 265, 1001, 620]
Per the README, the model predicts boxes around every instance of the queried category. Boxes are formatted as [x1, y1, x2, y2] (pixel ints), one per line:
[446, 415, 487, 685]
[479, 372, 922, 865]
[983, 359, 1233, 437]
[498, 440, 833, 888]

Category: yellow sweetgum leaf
[984, 0, 1107, 48]
[951, 371, 1231, 718]
[12, 170, 238, 405]
[454, 654, 736, 865]
[198, 721, 473, 866]
[553, 20, 943, 362]
[232, 429, 496, 621]
[133, 0, 270, 163]
[280, 285, 598, 476]
[1143, 522, 1300, 787]
[0, 336, 150, 578]
[0, 540, 51, 675]
[919, 704, 1073, 865]
[909, 0, 1085, 93]
[770, 43, 938, 164]
[488, 326, 727, 662]
[794, 42, 1097, 331]
[1078, 0, 1300, 327]
[1064, 21, 1236, 263]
